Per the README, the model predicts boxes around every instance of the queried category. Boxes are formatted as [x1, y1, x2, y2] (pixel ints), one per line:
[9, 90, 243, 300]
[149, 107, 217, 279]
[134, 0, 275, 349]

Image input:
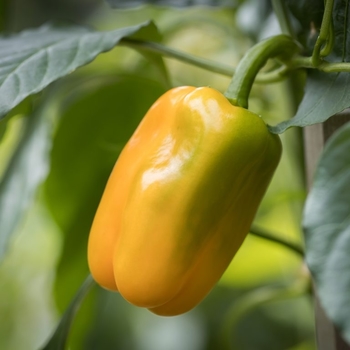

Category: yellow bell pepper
[87, 86, 282, 316]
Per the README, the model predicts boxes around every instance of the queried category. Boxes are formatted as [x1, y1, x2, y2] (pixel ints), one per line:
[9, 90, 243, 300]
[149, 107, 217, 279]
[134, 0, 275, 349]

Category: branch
[250, 225, 304, 257]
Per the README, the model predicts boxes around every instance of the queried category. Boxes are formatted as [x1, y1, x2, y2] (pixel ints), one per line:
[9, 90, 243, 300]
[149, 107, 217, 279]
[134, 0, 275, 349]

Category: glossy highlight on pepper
[87, 86, 282, 316]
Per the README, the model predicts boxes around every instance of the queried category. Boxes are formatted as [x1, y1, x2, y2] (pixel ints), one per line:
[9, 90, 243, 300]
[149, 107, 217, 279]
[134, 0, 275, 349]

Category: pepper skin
[87, 86, 282, 316]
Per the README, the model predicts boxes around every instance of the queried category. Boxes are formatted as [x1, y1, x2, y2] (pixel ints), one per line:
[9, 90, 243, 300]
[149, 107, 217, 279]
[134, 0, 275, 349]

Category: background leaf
[40, 275, 95, 350]
[0, 92, 59, 259]
[221, 284, 314, 350]
[0, 20, 159, 120]
[0, 120, 6, 142]
[303, 121, 350, 345]
[285, 0, 324, 52]
[331, 0, 350, 61]
[0, 199, 62, 350]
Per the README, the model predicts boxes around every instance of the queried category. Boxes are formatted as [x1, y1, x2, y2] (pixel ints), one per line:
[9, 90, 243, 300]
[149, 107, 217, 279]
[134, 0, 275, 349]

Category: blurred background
[0, 0, 314, 349]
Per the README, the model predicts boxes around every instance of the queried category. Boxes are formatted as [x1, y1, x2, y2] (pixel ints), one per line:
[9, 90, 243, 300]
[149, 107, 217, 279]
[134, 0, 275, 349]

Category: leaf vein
[0, 33, 85, 95]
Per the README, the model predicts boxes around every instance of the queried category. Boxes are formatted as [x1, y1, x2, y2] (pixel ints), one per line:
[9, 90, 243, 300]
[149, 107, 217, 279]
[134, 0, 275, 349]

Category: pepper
[87, 86, 282, 316]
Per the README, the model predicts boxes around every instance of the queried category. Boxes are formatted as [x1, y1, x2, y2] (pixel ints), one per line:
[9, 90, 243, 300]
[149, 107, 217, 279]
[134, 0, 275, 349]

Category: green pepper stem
[224, 35, 300, 109]
[250, 225, 304, 257]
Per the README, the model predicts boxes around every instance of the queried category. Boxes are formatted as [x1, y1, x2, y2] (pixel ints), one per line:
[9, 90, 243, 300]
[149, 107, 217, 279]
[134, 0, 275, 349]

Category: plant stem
[121, 37, 350, 86]
[291, 56, 314, 69]
[250, 225, 304, 257]
[271, 0, 295, 38]
[312, 0, 335, 65]
[319, 61, 350, 72]
[120, 38, 235, 77]
[292, 55, 350, 72]
[120, 38, 290, 84]
[224, 35, 299, 108]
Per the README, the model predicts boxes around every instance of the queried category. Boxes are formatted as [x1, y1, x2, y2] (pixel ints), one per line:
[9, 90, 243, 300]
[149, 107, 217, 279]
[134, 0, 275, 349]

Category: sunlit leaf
[0, 21, 159, 120]
[303, 121, 350, 345]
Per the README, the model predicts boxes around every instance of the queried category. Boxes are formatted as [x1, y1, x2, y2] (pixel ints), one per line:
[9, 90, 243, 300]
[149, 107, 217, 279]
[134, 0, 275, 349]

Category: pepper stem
[224, 35, 300, 109]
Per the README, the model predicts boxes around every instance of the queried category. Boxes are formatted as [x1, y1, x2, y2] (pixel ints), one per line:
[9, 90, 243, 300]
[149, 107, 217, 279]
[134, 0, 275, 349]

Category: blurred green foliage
[0, 1, 314, 349]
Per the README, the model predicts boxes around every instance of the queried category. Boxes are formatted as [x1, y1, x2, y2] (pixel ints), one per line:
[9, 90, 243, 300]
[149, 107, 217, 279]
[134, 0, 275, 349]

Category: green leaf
[105, 0, 235, 7]
[0, 21, 159, 120]
[303, 121, 350, 345]
[40, 275, 96, 350]
[285, 0, 324, 50]
[286, 0, 324, 28]
[220, 282, 313, 350]
[0, 200, 62, 350]
[270, 71, 350, 133]
[332, 0, 350, 61]
[0, 92, 60, 259]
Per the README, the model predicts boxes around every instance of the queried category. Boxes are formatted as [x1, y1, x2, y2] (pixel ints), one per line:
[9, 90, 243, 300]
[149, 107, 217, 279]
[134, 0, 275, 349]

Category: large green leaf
[271, 0, 350, 134]
[303, 121, 350, 345]
[332, 0, 350, 61]
[0, 93, 60, 259]
[270, 71, 350, 133]
[0, 21, 159, 120]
